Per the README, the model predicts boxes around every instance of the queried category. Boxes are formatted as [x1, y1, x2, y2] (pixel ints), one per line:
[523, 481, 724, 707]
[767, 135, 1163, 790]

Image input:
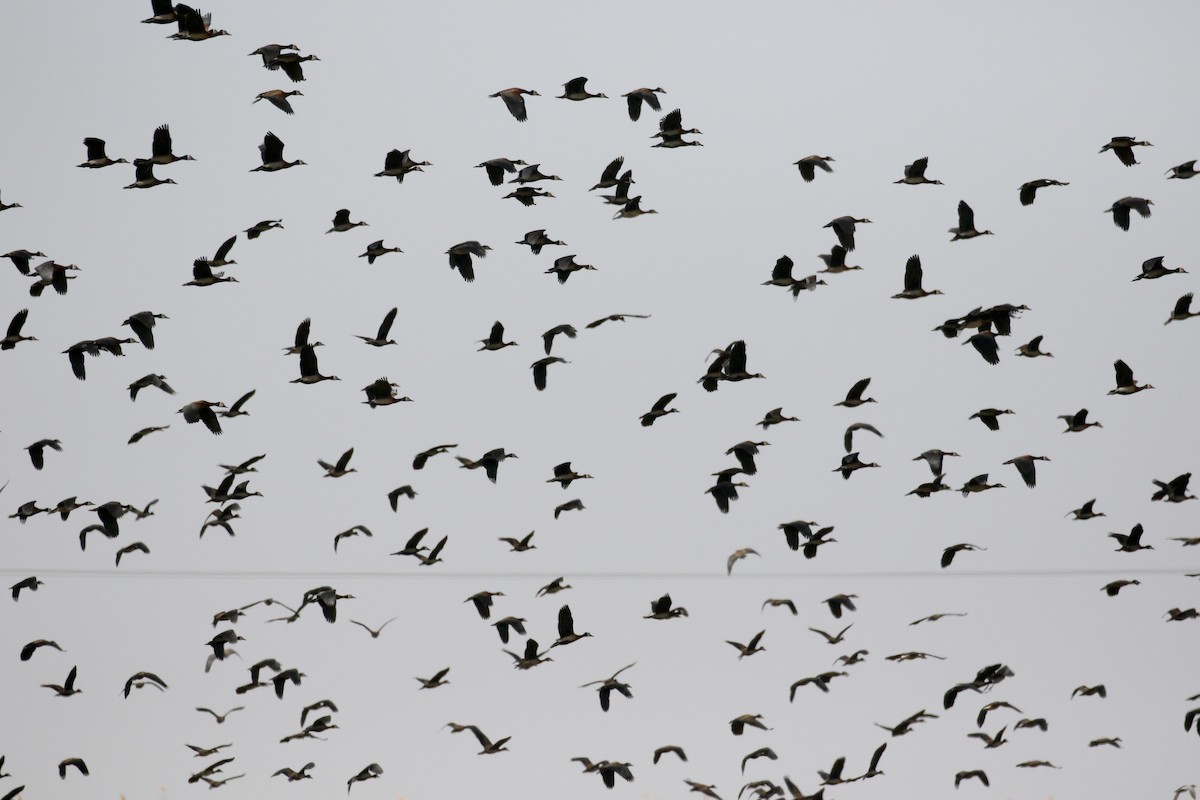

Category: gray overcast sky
[2, 1, 1198, 799]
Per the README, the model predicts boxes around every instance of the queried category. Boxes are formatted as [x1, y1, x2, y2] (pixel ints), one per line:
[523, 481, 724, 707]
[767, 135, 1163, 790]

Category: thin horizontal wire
[1, 566, 1196, 581]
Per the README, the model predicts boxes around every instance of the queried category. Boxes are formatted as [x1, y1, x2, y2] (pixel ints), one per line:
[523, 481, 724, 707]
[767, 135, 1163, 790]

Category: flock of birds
[2, 3, 1198, 800]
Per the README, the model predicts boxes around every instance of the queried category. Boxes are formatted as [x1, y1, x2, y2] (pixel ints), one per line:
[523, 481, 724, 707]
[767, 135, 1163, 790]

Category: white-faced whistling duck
[124, 160, 177, 189]
[412, 444, 456, 470]
[1003, 454, 1050, 488]
[387, 485, 416, 509]
[653, 109, 702, 139]
[283, 318, 323, 355]
[346, 764, 383, 793]
[959, 474, 1004, 496]
[505, 187, 554, 206]
[819, 245, 861, 274]
[505, 638, 553, 670]
[844, 422, 883, 453]
[490, 88, 540, 122]
[950, 200, 993, 240]
[511, 163, 561, 184]
[184, 260, 237, 288]
[1066, 498, 1105, 520]
[254, 132, 305, 172]
[4, 249, 46, 274]
[122, 311, 168, 349]
[795, 155, 835, 182]
[892, 254, 942, 299]
[1110, 523, 1152, 552]
[446, 241, 490, 282]
[1019, 179, 1069, 205]
[516, 229, 565, 254]
[476, 158, 527, 186]
[559, 77, 606, 101]
[894, 157, 942, 185]
[548, 462, 593, 490]
[640, 393, 679, 427]
[726, 548, 760, 575]
[1166, 293, 1200, 324]
[1101, 579, 1139, 596]
[29, 260, 79, 296]
[908, 475, 950, 497]
[613, 196, 657, 219]
[964, 325, 1000, 365]
[836, 377, 876, 408]
[327, 208, 367, 233]
[834, 452, 879, 480]
[356, 307, 398, 346]
[272, 52, 320, 82]
[752, 259, 797, 294]
[178, 401, 226, 435]
[1100, 136, 1152, 166]
[1134, 256, 1187, 281]
[498, 532, 535, 552]
[25, 439, 62, 470]
[824, 216, 871, 252]
[1015, 335, 1051, 357]
[1167, 160, 1198, 179]
[1151, 473, 1193, 503]
[359, 240, 402, 264]
[202, 236, 236, 267]
[248, 43, 298, 66]
[147, 125, 195, 165]
[941, 542, 987, 566]
[244, 219, 283, 239]
[62, 340, 100, 380]
[554, 499, 584, 518]
[545, 255, 595, 283]
[591, 156, 628, 190]
[128, 374, 174, 400]
[531, 356, 569, 390]
[1059, 408, 1101, 432]
[456, 448, 518, 483]
[78, 138, 127, 168]
[652, 110, 703, 148]
[128, 425, 170, 444]
[623, 87, 665, 120]
[293, 345, 339, 384]
[169, 5, 229, 40]
[758, 408, 798, 429]
[2, 309, 36, 350]
[478, 321, 517, 351]
[318, 448, 356, 478]
[970, 407, 1013, 430]
[541, 324, 576, 355]
[375, 149, 430, 183]
[254, 89, 303, 115]
[598, 170, 635, 205]
[955, 770, 989, 788]
[1106, 196, 1153, 230]
[913, 449, 960, 476]
[142, 0, 176, 24]
[1109, 359, 1153, 395]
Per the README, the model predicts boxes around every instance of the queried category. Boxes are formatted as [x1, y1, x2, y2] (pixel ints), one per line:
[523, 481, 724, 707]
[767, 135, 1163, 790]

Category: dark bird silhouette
[727, 630, 766, 659]
[1106, 196, 1153, 230]
[581, 662, 636, 711]
[42, 665, 81, 696]
[942, 543, 987, 567]
[1110, 523, 1153, 552]
[1019, 178, 1069, 205]
[1003, 454, 1050, 488]
[1100, 136, 1152, 166]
